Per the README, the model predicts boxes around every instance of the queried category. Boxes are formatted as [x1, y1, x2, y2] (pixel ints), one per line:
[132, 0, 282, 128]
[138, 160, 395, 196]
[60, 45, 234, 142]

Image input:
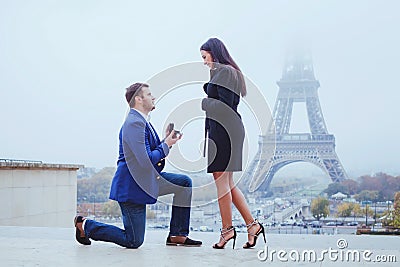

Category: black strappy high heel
[213, 226, 237, 249]
[243, 220, 266, 249]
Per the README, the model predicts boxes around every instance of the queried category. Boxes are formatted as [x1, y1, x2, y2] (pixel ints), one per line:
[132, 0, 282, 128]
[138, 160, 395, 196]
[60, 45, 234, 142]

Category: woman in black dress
[200, 38, 265, 249]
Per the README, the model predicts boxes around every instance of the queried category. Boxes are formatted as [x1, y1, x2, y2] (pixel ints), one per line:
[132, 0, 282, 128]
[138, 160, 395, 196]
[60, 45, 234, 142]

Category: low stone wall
[0, 160, 83, 227]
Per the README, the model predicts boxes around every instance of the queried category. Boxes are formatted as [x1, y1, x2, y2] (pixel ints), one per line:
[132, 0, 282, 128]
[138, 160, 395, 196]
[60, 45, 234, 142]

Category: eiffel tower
[244, 52, 348, 192]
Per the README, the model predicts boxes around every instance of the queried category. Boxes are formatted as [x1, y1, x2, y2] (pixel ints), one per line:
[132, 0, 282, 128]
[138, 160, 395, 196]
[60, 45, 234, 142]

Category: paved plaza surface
[0, 226, 398, 267]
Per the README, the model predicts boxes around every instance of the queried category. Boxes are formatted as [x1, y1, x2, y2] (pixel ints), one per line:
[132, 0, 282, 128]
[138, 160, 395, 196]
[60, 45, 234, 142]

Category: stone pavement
[0, 226, 398, 266]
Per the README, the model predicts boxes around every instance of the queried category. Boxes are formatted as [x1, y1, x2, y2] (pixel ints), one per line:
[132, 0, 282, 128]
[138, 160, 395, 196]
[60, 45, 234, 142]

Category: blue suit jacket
[109, 109, 170, 204]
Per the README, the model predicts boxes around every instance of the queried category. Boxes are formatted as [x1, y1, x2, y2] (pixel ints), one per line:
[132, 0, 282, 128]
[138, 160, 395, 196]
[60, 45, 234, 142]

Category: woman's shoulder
[210, 64, 240, 91]
[213, 64, 237, 76]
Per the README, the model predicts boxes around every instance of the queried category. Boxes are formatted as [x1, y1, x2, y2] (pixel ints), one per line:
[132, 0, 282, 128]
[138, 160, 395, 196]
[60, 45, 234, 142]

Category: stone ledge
[0, 160, 83, 170]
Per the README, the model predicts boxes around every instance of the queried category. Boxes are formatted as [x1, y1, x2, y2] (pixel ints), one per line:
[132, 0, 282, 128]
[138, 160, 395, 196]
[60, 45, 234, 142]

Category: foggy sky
[1, 0, 399, 178]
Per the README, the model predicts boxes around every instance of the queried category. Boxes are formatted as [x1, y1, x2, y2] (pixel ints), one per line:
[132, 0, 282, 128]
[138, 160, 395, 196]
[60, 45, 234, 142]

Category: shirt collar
[132, 108, 151, 122]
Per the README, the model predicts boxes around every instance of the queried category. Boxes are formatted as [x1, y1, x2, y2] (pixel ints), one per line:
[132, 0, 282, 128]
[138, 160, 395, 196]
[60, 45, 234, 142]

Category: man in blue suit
[74, 83, 202, 248]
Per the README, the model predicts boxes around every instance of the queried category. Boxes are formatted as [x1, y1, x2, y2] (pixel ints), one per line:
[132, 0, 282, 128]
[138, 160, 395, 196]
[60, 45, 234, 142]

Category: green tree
[357, 173, 400, 201]
[337, 202, 360, 218]
[361, 206, 374, 218]
[392, 191, 400, 228]
[379, 175, 400, 201]
[102, 200, 121, 218]
[311, 197, 330, 220]
[324, 183, 347, 197]
[77, 167, 115, 203]
[341, 179, 359, 195]
[354, 190, 379, 202]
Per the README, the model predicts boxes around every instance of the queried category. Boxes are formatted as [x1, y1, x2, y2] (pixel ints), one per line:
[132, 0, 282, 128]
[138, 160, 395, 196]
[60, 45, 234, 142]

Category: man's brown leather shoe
[166, 236, 202, 247]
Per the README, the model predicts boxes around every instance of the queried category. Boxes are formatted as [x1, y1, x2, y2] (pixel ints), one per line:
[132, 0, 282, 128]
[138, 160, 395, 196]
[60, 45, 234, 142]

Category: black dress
[202, 65, 245, 173]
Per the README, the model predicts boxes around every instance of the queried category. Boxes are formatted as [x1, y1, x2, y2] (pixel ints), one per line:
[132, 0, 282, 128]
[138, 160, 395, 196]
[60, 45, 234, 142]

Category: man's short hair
[125, 83, 149, 106]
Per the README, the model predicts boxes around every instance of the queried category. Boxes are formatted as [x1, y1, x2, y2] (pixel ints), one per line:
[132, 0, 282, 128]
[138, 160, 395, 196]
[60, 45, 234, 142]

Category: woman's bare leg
[227, 172, 261, 245]
[213, 171, 235, 246]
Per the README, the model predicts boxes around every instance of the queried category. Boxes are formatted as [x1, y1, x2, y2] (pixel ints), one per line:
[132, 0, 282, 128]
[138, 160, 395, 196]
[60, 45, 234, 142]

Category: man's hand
[164, 130, 183, 147]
